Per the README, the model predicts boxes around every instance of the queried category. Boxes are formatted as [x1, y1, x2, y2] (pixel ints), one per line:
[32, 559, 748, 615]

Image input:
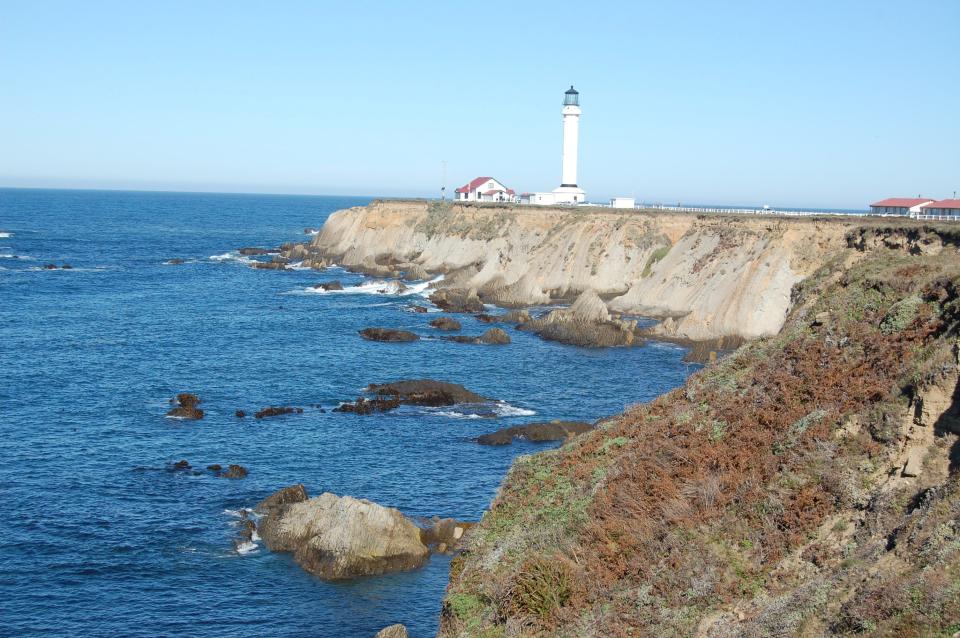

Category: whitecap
[0, 232, 11, 238]
[0, 253, 33, 260]
[235, 541, 258, 555]
[209, 251, 254, 264]
[301, 274, 444, 297]
[431, 410, 483, 420]
[493, 402, 536, 417]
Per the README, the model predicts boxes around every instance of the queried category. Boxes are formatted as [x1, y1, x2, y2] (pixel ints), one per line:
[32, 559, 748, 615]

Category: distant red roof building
[923, 199, 960, 217]
[455, 177, 517, 203]
[869, 197, 935, 216]
[455, 176, 493, 194]
[870, 198, 934, 208]
[927, 199, 960, 209]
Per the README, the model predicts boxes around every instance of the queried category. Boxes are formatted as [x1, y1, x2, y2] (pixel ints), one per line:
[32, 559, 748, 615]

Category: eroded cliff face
[309, 200, 855, 340]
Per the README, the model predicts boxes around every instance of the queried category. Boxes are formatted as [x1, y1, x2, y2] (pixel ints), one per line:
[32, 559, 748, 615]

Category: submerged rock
[475, 420, 592, 445]
[312, 280, 343, 291]
[254, 406, 304, 419]
[429, 288, 485, 313]
[238, 247, 276, 256]
[166, 393, 204, 420]
[251, 260, 289, 271]
[165, 258, 185, 265]
[256, 487, 429, 580]
[235, 410, 246, 418]
[408, 305, 429, 314]
[429, 317, 461, 331]
[359, 328, 419, 342]
[219, 464, 249, 479]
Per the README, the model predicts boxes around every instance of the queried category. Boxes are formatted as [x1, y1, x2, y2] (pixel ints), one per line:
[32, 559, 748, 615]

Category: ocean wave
[424, 401, 535, 419]
[302, 274, 444, 297]
[235, 541, 258, 555]
[0, 232, 11, 238]
[209, 251, 254, 265]
[431, 410, 484, 420]
[494, 402, 536, 417]
[0, 253, 33, 260]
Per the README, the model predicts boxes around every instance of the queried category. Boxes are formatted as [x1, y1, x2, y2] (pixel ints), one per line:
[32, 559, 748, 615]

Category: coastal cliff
[307, 200, 858, 340]
[437, 224, 960, 637]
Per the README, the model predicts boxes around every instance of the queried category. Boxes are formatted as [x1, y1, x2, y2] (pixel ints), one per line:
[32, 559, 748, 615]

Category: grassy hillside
[439, 226, 960, 637]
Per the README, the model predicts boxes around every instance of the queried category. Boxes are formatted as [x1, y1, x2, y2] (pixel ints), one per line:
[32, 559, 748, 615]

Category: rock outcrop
[519, 290, 640, 347]
[365, 380, 488, 406]
[430, 288, 485, 313]
[373, 625, 408, 638]
[429, 317, 462, 331]
[475, 420, 592, 445]
[166, 393, 204, 420]
[253, 406, 304, 419]
[479, 327, 511, 345]
[359, 328, 419, 342]
[312, 280, 344, 291]
[256, 487, 429, 580]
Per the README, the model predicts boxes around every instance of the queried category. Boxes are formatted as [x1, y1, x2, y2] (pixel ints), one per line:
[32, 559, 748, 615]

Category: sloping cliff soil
[438, 228, 960, 637]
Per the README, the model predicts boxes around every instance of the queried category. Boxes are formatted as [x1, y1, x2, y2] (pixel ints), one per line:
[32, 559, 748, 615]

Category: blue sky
[1, 1, 957, 208]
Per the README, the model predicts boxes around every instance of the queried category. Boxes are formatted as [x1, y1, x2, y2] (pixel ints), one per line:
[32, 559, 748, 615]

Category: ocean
[0, 188, 697, 637]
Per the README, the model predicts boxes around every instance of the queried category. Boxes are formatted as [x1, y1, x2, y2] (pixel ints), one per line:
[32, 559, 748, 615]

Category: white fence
[638, 204, 859, 217]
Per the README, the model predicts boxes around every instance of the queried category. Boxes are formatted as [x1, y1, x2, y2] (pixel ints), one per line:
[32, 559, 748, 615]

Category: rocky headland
[266, 202, 960, 635]
[285, 200, 888, 343]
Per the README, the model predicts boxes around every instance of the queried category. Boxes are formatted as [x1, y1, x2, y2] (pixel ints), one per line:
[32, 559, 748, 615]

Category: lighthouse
[552, 85, 586, 204]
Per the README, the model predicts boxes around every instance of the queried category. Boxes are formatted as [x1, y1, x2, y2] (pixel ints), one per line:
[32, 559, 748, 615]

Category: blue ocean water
[0, 189, 697, 638]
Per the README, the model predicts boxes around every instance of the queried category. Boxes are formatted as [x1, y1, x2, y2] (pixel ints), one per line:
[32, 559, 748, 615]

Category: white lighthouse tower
[552, 86, 586, 204]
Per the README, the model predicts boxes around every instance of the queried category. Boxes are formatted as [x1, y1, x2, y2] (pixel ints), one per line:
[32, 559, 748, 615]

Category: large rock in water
[166, 393, 204, 420]
[359, 328, 419, 342]
[365, 380, 487, 406]
[476, 420, 592, 445]
[256, 487, 429, 580]
[374, 625, 408, 638]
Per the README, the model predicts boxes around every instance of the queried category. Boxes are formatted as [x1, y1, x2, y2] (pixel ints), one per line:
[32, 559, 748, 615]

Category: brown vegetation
[439, 227, 960, 637]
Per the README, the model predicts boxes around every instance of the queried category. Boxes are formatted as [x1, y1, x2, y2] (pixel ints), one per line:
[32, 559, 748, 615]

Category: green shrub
[642, 245, 671, 278]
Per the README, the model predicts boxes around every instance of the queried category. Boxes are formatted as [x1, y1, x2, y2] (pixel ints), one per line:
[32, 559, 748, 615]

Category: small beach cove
[0, 188, 698, 637]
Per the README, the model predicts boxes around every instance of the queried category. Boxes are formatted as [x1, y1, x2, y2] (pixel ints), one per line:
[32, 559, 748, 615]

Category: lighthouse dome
[563, 86, 579, 106]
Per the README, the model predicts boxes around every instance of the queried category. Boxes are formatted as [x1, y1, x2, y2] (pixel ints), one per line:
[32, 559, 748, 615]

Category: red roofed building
[920, 199, 960, 219]
[455, 177, 517, 203]
[869, 198, 935, 216]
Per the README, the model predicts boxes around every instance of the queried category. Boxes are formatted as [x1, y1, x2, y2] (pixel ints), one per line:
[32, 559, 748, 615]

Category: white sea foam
[0, 232, 11, 238]
[302, 274, 444, 297]
[494, 402, 536, 417]
[431, 410, 484, 420]
[235, 541, 258, 555]
[0, 253, 33, 260]
[251, 529, 261, 542]
[209, 251, 254, 265]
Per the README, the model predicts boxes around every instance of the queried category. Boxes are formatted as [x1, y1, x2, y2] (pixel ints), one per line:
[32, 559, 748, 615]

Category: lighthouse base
[520, 187, 587, 206]
[551, 185, 587, 205]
